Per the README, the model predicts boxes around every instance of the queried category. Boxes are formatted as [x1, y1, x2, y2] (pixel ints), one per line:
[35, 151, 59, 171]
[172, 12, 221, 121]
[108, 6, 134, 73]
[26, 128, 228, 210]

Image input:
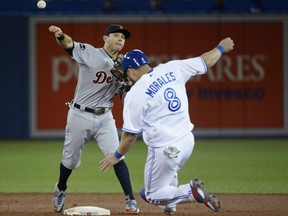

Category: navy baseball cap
[104, 24, 131, 39]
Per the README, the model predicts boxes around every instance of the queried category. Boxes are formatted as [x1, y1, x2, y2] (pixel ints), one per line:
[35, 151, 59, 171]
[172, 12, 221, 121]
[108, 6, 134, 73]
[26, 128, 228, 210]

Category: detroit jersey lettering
[72, 42, 122, 108]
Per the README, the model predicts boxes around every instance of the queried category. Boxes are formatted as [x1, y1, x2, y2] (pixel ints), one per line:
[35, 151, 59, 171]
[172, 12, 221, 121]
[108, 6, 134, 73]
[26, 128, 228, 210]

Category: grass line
[0, 139, 287, 194]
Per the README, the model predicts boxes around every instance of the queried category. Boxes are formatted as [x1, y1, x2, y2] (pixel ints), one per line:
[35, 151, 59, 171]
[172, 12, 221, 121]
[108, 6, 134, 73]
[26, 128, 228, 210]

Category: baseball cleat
[163, 206, 176, 215]
[52, 183, 66, 212]
[191, 177, 220, 212]
[125, 199, 140, 215]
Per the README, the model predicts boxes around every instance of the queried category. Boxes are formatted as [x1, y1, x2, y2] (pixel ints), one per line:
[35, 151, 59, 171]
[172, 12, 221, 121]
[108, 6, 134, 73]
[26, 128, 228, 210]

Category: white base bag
[63, 206, 111, 215]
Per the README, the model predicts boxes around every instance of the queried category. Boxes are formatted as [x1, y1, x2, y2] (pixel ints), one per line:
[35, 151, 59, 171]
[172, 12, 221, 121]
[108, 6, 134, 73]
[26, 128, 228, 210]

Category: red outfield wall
[31, 18, 284, 137]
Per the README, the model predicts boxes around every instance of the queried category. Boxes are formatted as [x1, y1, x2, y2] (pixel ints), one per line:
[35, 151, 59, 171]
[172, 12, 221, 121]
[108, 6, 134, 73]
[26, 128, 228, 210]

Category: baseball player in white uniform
[100, 37, 234, 214]
[48, 24, 139, 214]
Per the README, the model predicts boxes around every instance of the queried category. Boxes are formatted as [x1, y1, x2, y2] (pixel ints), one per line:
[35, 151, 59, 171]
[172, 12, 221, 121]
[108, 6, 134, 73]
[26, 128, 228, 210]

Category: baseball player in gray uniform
[100, 38, 234, 214]
[48, 24, 139, 214]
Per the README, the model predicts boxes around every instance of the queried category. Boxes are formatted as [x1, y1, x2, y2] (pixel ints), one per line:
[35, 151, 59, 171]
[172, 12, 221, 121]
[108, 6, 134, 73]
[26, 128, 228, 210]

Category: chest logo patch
[93, 71, 113, 84]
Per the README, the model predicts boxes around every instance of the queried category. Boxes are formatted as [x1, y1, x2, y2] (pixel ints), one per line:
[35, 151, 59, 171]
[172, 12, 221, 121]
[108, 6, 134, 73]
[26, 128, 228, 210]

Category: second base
[63, 206, 111, 215]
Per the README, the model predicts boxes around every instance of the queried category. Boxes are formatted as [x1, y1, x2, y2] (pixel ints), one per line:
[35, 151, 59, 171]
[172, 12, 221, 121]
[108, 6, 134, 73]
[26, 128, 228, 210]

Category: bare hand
[219, 37, 235, 53]
[48, 25, 63, 38]
[100, 153, 120, 172]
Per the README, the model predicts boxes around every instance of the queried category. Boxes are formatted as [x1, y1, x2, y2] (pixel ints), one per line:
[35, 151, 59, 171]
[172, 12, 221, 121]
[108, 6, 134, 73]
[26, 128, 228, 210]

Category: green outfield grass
[0, 139, 287, 194]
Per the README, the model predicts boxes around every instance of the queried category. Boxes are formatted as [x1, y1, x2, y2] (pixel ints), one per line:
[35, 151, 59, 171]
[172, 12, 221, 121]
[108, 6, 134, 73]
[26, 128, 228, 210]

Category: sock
[57, 162, 72, 191]
[113, 160, 135, 201]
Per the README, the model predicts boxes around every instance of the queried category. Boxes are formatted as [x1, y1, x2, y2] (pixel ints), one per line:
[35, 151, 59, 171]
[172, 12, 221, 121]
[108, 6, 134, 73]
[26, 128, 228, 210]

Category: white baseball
[37, 0, 46, 9]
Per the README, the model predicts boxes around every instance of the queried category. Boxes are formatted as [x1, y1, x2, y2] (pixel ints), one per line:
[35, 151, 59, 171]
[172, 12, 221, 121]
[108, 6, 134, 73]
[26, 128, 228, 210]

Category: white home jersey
[71, 42, 122, 108]
[122, 57, 207, 147]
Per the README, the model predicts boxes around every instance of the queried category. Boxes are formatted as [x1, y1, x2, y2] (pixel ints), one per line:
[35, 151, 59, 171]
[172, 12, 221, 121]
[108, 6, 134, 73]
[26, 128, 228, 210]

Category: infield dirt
[0, 193, 287, 216]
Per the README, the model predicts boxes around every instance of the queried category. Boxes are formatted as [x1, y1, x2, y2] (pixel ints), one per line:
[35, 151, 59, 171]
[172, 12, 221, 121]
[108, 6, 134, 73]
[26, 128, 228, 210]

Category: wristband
[114, 150, 124, 159]
[216, 45, 224, 54]
[57, 34, 65, 41]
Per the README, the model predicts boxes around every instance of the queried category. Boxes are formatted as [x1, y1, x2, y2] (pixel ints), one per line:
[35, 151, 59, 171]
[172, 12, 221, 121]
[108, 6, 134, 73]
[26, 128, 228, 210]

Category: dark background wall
[0, 0, 288, 15]
[0, 16, 29, 138]
[0, 0, 287, 139]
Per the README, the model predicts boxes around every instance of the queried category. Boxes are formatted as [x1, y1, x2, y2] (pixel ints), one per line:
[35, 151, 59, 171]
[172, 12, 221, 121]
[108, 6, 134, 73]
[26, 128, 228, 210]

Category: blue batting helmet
[121, 49, 150, 73]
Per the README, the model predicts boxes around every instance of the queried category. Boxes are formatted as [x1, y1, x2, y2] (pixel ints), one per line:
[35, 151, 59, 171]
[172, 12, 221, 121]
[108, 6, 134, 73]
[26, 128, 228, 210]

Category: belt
[73, 103, 107, 115]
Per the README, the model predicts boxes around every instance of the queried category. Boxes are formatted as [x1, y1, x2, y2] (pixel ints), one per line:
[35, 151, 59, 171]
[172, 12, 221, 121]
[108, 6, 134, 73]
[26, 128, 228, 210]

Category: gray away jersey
[71, 42, 122, 108]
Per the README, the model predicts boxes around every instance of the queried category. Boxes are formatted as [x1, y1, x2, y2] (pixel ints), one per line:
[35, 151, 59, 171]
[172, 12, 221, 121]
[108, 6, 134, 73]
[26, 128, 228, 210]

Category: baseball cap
[104, 24, 131, 39]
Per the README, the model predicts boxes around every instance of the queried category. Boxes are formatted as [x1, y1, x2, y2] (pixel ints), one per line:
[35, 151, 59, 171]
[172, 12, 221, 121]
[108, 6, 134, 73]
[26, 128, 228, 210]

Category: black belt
[74, 103, 107, 115]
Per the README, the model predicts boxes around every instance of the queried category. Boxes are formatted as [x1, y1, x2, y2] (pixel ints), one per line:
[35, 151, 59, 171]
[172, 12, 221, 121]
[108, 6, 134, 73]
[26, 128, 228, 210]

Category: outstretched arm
[201, 37, 234, 68]
[48, 25, 73, 50]
[100, 131, 138, 171]
[118, 131, 138, 155]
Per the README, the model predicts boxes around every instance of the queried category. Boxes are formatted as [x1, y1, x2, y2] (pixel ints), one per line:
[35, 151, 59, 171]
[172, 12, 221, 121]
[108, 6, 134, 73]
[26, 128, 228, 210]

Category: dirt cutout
[0, 193, 287, 216]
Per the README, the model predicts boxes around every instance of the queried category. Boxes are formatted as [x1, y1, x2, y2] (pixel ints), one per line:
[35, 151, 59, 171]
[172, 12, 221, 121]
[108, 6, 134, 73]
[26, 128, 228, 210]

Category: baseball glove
[111, 54, 127, 82]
